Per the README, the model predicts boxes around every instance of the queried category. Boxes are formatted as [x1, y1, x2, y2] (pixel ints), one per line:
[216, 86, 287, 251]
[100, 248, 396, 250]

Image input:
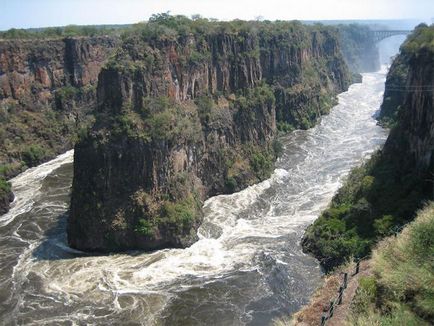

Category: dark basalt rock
[69, 22, 353, 252]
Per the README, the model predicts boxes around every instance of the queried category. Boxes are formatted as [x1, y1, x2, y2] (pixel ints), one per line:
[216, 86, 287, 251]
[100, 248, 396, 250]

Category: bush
[225, 176, 238, 193]
[0, 177, 11, 194]
[272, 138, 284, 158]
[134, 219, 154, 236]
[249, 149, 274, 179]
[21, 145, 46, 167]
[160, 194, 200, 231]
[195, 95, 214, 123]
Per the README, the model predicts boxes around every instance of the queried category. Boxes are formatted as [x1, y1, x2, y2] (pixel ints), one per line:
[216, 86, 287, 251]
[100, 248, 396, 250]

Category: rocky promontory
[69, 16, 352, 251]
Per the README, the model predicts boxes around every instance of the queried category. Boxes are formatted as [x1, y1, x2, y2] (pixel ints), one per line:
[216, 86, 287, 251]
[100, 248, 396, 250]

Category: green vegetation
[0, 177, 11, 194]
[277, 121, 295, 133]
[194, 95, 215, 123]
[21, 144, 47, 167]
[232, 83, 275, 113]
[160, 194, 200, 231]
[55, 85, 80, 103]
[120, 12, 317, 45]
[401, 23, 434, 55]
[134, 219, 154, 236]
[134, 192, 201, 237]
[302, 149, 430, 271]
[0, 24, 125, 39]
[248, 146, 275, 180]
[348, 203, 434, 325]
[110, 96, 202, 144]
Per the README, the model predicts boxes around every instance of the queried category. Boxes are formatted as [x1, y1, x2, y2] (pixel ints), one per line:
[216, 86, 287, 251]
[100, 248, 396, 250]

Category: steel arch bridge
[370, 30, 412, 42]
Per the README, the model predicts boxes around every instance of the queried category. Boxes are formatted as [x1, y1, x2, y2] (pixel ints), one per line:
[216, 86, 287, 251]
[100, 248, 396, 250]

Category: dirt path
[291, 260, 372, 326]
[327, 260, 372, 326]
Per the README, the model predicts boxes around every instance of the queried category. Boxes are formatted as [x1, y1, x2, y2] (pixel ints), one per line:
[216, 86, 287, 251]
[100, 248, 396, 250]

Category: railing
[319, 224, 407, 325]
[319, 259, 362, 326]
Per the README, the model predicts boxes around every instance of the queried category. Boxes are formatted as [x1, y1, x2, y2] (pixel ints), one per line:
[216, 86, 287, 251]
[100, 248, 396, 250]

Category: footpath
[292, 260, 372, 326]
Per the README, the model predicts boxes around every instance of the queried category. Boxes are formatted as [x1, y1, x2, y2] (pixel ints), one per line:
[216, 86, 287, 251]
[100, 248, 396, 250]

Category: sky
[1, 0, 433, 30]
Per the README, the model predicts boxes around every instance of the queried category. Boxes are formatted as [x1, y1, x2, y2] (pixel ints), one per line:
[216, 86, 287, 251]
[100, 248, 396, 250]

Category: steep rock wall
[0, 36, 118, 213]
[69, 21, 351, 252]
[0, 36, 118, 173]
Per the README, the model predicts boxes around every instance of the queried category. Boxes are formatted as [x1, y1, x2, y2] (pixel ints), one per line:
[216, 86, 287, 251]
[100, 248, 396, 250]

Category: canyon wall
[69, 18, 351, 252]
[302, 24, 434, 271]
[0, 36, 118, 213]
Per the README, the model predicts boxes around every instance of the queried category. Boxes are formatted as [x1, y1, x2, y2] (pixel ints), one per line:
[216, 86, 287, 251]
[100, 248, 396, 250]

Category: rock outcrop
[69, 18, 351, 252]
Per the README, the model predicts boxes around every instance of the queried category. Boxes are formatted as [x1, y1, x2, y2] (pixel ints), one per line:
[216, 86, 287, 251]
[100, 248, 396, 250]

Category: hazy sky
[1, 0, 433, 30]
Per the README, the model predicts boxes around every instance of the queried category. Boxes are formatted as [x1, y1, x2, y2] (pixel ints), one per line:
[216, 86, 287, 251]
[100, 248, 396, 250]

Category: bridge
[370, 30, 412, 42]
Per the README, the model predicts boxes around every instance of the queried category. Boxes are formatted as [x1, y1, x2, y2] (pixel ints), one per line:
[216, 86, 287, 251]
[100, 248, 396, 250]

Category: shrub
[21, 144, 46, 167]
[249, 149, 274, 179]
[0, 177, 11, 194]
[160, 194, 200, 231]
[134, 219, 154, 236]
[225, 176, 238, 193]
[272, 138, 284, 158]
[195, 95, 214, 123]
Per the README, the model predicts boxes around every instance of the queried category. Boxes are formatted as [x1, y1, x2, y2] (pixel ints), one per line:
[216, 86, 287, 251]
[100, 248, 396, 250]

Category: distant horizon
[1, 0, 433, 31]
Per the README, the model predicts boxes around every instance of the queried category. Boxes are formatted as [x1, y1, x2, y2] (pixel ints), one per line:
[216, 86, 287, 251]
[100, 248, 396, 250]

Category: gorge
[0, 20, 379, 216]
[0, 23, 398, 326]
[1, 15, 424, 325]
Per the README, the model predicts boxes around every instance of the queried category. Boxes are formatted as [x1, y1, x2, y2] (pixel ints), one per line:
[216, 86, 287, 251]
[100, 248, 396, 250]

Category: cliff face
[383, 35, 434, 172]
[69, 19, 351, 252]
[377, 54, 408, 126]
[302, 24, 434, 272]
[0, 36, 118, 213]
[0, 36, 118, 173]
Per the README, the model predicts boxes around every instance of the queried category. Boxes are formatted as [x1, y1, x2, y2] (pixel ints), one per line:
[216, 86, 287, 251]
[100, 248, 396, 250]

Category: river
[0, 68, 389, 325]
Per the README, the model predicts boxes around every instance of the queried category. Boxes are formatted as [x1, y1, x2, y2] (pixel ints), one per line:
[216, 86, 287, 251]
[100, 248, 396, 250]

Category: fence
[319, 224, 406, 325]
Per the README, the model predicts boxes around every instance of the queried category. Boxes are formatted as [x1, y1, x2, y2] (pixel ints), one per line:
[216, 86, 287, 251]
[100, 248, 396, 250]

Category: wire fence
[319, 224, 407, 326]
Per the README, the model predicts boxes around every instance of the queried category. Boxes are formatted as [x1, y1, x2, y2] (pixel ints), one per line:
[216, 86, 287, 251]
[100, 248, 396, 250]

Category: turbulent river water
[0, 69, 389, 326]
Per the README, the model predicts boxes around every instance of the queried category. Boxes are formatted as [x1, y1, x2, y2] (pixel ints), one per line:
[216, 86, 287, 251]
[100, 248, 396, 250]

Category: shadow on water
[31, 211, 87, 261]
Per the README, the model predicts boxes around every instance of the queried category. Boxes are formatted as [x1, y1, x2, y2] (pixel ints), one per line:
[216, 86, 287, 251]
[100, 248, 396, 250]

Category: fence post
[343, 272, 348, 289]
[321, 314, 327, 326]
[338, 286, 343, 305]
[329, 301, 334, 318]
[355, 261, 360, 275]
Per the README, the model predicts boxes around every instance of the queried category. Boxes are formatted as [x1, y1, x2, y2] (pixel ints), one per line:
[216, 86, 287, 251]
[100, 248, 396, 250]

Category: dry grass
[276, 263, 354, 326]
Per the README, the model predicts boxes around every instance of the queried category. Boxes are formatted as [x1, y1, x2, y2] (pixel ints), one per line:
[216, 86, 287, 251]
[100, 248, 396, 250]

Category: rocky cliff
[68, 17, 351, 252]
[0, 36, 118, 213]
[302, 24, 434, 271]
[382, 25, 434, 172]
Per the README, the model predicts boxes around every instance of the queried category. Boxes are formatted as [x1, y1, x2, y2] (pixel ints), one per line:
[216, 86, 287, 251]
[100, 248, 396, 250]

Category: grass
[347, 202, 434, 325]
